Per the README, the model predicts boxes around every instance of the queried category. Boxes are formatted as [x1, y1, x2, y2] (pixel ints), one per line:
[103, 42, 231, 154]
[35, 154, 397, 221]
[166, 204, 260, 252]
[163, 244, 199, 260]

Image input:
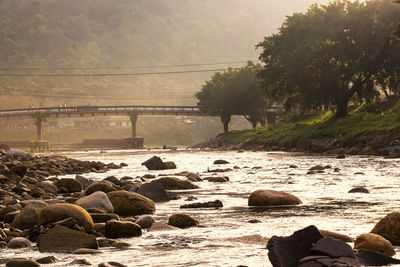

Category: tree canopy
[257, 0, 400, 117]
[195, 62, 267, 134]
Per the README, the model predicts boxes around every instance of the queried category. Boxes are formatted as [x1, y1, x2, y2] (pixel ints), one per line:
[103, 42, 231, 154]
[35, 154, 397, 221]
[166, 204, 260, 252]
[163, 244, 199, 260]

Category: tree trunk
[335, 97, 349, 118]
[220, 114, 231, 134]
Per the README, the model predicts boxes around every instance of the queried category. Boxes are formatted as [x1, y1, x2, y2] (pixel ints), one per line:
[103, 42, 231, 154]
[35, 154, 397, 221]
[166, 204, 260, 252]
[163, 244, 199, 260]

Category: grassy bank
[220, 106, 400, 148]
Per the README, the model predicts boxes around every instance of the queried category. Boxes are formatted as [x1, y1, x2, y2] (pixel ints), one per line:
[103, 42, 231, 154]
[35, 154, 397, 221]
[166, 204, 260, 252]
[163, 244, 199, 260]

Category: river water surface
[3, 149, 400, 266]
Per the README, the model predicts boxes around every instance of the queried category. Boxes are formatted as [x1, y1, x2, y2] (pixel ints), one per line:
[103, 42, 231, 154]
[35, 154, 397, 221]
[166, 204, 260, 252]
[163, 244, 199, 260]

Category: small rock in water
[6, 259, 40, 267]
[248, 219, 261, 223]
[70, 259, 92, 265]
[98, 262, 128, 267]
[213, 159, 230, 164]
[7, 237, 32, 248]
[180, 200, 223, 209]
[36, 256, 58, 264]
[336, 154, 346, 159]
[289, 165, 298, 168]
[348, 187, 369, 194]
[73, 248, 102, 254]
[168, 214, 198, 229]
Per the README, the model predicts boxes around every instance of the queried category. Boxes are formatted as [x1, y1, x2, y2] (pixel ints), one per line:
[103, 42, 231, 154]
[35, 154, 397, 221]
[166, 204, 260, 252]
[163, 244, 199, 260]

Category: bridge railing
[0, 105, 202, 117]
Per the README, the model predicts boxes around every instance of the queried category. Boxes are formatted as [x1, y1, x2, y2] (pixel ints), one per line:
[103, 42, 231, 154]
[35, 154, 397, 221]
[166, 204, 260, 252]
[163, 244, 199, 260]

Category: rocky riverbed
[1, 148, 400, 266]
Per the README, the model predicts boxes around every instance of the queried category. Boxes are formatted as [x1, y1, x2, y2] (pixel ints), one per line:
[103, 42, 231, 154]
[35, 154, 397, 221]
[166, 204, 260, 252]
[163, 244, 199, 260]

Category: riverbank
[193, 106, 400, 157]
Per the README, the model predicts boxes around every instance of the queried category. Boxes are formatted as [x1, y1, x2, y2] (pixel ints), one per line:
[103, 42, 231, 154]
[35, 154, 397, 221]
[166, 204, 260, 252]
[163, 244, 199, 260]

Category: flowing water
[3, 149, 400, 266]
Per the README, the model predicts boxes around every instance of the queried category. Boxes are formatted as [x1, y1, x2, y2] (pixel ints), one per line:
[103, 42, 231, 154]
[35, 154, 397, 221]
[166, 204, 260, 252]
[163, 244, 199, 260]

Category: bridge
[0, 105, 204, 150]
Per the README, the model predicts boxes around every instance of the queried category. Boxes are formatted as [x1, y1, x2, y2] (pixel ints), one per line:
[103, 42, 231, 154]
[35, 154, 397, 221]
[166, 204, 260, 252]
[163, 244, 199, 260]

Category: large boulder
[6, 259, 40, 267]
[12, 205, 44, 230]
[105, 220, 142, 238]
[267, 225, 324, 267]
[107, 190, 155, 216]
[37, 225, 98, 252]
[7, 237, 32, 248]
[38, 203, 94, 232]
[136, 183, 169, 203]
[248, 189, 302, 206]
[75, 191, 114, 213]
[56, 178, 83, 193]
[142, 156, 166, 170]
[168, 213, 198, 229]
[84, 180, 116, 196]
[151, 177, 199, 190]
[354, 233, 395, 256]
[371, 212, 400, 245]
[10, 165, 27, 178]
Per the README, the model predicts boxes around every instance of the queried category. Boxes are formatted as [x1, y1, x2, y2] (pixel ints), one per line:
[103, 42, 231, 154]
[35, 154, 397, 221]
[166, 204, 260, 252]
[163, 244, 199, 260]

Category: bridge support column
[36, 117, 43, 140]
[129, 113, 138, 137]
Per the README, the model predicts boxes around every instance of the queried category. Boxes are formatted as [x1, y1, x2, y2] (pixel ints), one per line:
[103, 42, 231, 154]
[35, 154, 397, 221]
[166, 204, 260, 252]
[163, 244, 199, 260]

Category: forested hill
[0, 0, 329, 108]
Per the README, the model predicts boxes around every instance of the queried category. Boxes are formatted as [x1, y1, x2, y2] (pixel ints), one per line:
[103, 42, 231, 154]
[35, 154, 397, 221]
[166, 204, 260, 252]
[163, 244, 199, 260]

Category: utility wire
[0, 68, 241, 77]
[0, 60, 259, 71]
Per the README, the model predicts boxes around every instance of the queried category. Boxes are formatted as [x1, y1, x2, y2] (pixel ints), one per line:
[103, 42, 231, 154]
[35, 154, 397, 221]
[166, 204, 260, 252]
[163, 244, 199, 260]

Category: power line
[0, 60, 258, 71]
[0, 67, 241, 77]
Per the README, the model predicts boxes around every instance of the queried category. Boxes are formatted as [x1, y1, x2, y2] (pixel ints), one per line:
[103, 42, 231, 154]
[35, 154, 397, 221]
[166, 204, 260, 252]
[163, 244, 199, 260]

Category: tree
[257, 0, 400, 117]
[195, 62, 267, 134]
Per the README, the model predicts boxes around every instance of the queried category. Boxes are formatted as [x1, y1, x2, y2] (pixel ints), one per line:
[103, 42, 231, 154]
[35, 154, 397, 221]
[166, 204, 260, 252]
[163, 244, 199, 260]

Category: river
[3, 149, 400, 266]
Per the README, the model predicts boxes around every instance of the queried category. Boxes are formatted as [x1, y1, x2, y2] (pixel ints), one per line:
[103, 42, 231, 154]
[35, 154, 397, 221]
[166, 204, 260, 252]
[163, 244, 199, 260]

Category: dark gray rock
[348, 187, 369, 193]
[180, 200, 223, 209]
[141, 156, 166, 170]
[10, 165, 27, 178]
[137, 182, 169, 203]
[356, 249, 400, 266]
[6, 259, 40, 267]
[213, 159, 230, 164]
[267, 225, 324, 267]
[105, 220, 142, 238]
[36, 256, 58, 264]
[310, 237, 355, 258]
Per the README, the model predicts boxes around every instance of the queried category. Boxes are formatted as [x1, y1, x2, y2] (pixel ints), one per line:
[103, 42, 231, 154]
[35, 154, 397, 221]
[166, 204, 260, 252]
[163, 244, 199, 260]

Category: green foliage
[221, 106, 400, 146]
[257, 0, 400, 117]
[195, 62, 268, 133]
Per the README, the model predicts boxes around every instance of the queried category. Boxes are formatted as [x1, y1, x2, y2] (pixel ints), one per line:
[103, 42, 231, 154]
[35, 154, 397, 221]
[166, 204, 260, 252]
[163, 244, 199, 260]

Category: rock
[12, 205, 43, 230]
[164, 161, 177, 169]
[94, 223, 106, 234]
[107, 190, 155, 216]
[6, 259, 40, 267]
[311, 237, 355, 258]
[36, 256, 58, 264]
[10, 165, 27, 178]
[70, 259, 92, 265]
[7, 149, 28, 156]
[298, 255, 360, 267]
[76, 191, 114, 213]
[151, 177, 199, 190]
[73, 248, 102, 254]
[97, 238, 130, 248]
[0, 143, 10, 151]
[203, 176, 228, 183]
[319, 229, 354, 242]
[136, 183, 169, 203]
[356, 249, 400, 266]
[248, 189, 302, 206]
[38, 203, 94, 232]
[56, 178, 83, 193]
[37, 225, 98, 252]
[186, 172, 202, 181]
[149, 222, 177, 231]
[135, 215, 155, 229]
[267, 225, 324, 267]
[7, 237, 32, 248]
[37, 181, 58, 194]
[371, 212, 400, 245]
[213, 159, 230, 164]
[142, 156, 166, 170]
[354, 233, 395, 256]
[168, 213, 198, 228]
[105, 220, 142, 238]
[85, 180, 116, 196]
[180, 200, 223, 209]
[75, 175, 93, 189]
[309, 165, 325, 171]
[90, 213, 120, 223]
[348, 187, 369, 193]
[98, 262, 128, 267]
[336, 154, 346, 159]
[103, 176, 121, 186]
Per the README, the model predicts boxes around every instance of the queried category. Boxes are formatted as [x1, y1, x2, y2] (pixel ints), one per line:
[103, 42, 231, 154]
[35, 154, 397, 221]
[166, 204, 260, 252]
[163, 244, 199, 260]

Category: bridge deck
[0, 105, 205, 119]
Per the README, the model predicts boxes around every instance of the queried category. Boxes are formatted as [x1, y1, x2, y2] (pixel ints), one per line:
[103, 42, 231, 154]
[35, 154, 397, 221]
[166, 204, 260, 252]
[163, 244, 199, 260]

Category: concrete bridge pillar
[129, 113, 138, 137]
[36, 117, 43, 140]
